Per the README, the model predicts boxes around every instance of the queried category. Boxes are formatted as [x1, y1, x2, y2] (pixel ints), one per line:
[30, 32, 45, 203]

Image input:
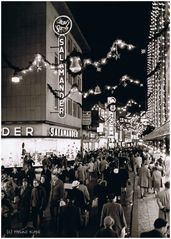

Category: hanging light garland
[91, 99, 141, 113]
[47, 73, 144, 101]
[4, 39, 136, 82]
[120, 75, 144, 87]
[81, 39, 135, 73]
[2, 18, 168, 82]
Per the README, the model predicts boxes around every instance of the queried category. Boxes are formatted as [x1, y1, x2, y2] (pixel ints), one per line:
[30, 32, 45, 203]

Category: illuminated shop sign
[1, 126, 79, 138]
[58, 35, 66, 117]
[1, 127, 34, 137]
[53, 16, 72, 118]
[49, 127, 78, 138]
[53, 15, 72, 36]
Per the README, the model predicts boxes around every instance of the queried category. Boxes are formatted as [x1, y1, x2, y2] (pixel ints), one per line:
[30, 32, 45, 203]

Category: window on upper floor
[68, 37, 72, 53]
[68, 74, 72, 85]
[55, 53, 58, 65]
[73, 101, 77, 117]
[54, 97, 58, 110]
[78, 104, 81, 119]
[73, 77, 78, 86]
[68, 98, 72, 115]
[77, 76, 82, 90]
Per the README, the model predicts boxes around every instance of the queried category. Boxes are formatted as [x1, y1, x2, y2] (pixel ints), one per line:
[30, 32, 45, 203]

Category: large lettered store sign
[53, 16, 72, 118]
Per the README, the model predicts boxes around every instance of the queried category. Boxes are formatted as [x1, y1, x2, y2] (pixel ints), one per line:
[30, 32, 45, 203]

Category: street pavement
[131, 175, 159, 237]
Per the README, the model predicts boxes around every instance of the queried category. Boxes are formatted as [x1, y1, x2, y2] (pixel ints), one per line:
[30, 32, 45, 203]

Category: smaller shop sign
[49, 127, 79, 138]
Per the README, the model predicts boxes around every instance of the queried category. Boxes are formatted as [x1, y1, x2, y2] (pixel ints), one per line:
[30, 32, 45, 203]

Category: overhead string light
[83, 39, 135, 72]
[4, 39, 136, 81]
[91, 99, 141, 114]
[120, 75, 144, 87]
[117, 99, 141, 113]
[47, 74, 144, 100]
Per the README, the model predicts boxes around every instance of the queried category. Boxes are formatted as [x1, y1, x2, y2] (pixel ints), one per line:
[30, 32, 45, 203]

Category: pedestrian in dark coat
[140, 218, 168, 237]
[59, 197, 82, 237]
[94, 179, 108, 220]
[1, 190, 13, 236]
[50, 174, 64, 223]
[70, 180, 86, 213]
[19, 178, 31, 227]
[40, 175, 51, 209]
[31, 179, 46, 228]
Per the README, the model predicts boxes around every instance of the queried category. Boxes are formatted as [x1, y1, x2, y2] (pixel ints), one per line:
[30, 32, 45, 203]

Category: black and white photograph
[1, 1, 170, 237]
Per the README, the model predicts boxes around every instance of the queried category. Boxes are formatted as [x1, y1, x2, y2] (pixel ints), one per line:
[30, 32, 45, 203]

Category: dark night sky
[67, 1, 152, 111]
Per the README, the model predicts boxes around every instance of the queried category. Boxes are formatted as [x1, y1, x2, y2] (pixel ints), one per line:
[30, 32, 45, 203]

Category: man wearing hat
[69, 180, 87, 214]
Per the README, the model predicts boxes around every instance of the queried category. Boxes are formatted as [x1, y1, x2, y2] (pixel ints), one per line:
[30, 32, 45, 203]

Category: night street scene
[1, 1, 170, 238]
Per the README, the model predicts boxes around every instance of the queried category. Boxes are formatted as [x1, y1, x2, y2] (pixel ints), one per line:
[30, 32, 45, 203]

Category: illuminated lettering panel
[58, 35, 66, 118]
[49, 127, 79, 138]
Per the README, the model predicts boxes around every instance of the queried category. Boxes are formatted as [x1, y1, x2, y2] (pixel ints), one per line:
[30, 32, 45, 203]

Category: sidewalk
[131, 176, 158, 237]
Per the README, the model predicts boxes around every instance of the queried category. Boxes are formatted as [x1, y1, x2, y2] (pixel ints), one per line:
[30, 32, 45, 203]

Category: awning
[143, 121, 170, 141]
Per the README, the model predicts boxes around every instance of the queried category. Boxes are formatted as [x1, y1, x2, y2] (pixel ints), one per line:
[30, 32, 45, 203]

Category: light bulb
[11, 75, 22, 83]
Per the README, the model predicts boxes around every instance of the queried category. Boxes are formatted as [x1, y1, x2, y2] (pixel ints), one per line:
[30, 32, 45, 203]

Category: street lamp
[11, 74, 22, 83]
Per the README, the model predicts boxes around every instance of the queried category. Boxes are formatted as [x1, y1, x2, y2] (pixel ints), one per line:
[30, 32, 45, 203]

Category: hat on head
[72, 180, 80, 188]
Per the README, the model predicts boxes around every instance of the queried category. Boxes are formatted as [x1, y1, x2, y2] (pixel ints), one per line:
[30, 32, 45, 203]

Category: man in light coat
[100, 194, 127, 237]
[138, 163, 151, 198]
[156, 181, 170, 224]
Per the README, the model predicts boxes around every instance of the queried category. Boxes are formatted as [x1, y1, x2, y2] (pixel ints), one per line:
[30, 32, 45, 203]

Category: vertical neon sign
[53, 15, 72, 118]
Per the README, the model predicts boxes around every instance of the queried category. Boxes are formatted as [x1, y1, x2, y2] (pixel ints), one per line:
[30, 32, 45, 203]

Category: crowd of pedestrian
[1, 146, 170, 238]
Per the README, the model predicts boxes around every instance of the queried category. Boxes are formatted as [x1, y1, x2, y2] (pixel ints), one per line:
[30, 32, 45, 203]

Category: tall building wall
[2, 2, 47, 122]
[2, 2, 88, 130]
[147, 1, 170, 128]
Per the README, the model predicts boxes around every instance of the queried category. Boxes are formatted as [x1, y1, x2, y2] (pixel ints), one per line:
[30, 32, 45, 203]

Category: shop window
[68, 98, 72, 115]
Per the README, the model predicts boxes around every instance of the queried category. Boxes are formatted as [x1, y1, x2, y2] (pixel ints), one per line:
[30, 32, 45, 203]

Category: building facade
[145, 1, 170, 153]
[147, 1, 170, 126]
[2, 2, 90, 167]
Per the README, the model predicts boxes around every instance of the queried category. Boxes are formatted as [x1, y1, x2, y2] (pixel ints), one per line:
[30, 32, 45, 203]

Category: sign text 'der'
[2, 127, 34, 136]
